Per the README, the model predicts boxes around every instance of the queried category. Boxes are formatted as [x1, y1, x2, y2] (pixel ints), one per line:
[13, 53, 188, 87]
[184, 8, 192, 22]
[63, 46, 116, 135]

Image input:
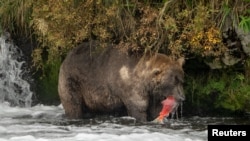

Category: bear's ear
[177, 57, 185, 66]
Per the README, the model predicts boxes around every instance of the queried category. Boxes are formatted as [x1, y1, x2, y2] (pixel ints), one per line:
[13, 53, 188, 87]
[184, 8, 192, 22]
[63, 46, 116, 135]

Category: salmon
[153, 95, 177, 124]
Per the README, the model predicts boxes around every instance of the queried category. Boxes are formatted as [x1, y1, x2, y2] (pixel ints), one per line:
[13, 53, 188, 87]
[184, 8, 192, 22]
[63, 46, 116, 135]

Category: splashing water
[0, 33, 32, 107]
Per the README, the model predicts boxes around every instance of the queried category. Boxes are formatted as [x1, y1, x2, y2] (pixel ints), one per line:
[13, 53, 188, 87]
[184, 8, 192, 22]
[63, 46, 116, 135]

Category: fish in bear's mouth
[152, 95, 178, 124]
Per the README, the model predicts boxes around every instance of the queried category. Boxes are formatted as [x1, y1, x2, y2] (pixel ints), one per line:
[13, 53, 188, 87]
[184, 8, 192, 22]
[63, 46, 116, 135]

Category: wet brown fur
[58, 41, 185, 121]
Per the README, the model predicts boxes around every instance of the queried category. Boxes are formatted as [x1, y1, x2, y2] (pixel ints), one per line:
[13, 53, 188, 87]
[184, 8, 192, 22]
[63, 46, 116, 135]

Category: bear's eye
[153, 69, 161, 76]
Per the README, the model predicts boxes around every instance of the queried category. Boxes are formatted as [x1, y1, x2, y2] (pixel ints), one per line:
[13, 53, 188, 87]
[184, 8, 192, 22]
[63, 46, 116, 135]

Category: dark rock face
[58, 41, 185, 121]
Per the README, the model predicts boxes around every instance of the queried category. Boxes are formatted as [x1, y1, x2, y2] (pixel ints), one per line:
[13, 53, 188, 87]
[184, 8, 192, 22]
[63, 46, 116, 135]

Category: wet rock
[235, 27, 250, 56]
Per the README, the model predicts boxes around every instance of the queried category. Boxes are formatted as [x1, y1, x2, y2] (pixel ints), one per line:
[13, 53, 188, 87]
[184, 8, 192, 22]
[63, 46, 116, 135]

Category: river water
[1, 102, 250, 141]
[0, 102, 207, 141]
[0, 34, 249, 141]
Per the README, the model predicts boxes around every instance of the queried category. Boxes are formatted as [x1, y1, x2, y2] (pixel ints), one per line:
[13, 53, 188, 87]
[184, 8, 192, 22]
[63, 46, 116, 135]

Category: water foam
[0, 102, 207, 141]
[0, 33, 32, 107]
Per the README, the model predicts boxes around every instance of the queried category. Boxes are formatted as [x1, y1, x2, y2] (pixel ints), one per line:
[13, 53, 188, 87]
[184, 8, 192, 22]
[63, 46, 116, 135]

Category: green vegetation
[184, 64, 250, 115]
[0, 0, 33, 36]
[35, 59, 61, 105]
[0, 0, 250, 116]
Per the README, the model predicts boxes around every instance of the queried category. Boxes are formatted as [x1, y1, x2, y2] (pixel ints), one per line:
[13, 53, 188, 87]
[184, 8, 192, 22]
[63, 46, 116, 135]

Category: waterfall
[0, 33, 33, 107]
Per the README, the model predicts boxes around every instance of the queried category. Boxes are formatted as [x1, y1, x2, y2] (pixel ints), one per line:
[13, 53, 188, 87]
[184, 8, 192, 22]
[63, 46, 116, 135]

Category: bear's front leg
[123, 95, 148, 122]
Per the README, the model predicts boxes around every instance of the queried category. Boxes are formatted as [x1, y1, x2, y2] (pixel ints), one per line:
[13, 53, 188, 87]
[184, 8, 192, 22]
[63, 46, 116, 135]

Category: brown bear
[58, 41, 185, 122]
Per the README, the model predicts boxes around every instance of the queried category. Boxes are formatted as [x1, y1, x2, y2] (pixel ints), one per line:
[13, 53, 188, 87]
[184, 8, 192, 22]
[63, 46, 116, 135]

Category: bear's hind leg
[58, 74, 84, 119]
[61, 92, 83, 119]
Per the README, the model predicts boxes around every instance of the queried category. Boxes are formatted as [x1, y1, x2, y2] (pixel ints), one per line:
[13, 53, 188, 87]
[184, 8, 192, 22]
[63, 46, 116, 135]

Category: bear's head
[139, 54, 185, 120]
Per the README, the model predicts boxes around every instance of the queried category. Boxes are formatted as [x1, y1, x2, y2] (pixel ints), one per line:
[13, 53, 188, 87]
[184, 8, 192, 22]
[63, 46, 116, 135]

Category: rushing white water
[0, 102, 207, 141]
[0, 33, 32, 107]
